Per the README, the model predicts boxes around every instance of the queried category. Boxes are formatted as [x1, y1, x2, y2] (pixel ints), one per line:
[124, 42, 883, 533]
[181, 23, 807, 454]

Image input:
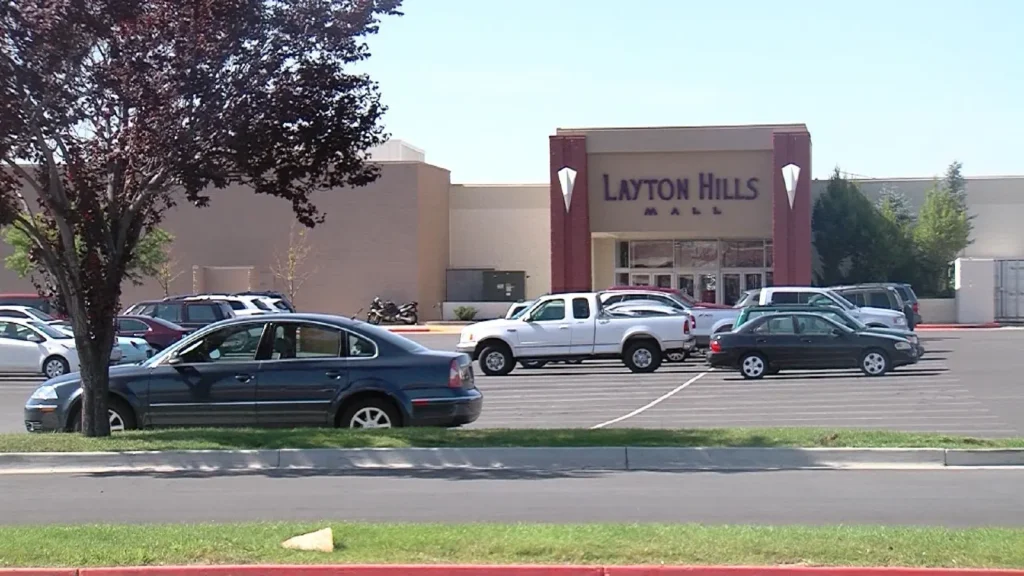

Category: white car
[0, 305, 55, 322]
[457, 291, 693, 375]
[603, 302, 697, 362]
[184, 294, 272, 317]
[598, 289, 737, 347]
[714, 287, 908, 333]
[0, 317, 80, 378]
[49, 321, 139, 365]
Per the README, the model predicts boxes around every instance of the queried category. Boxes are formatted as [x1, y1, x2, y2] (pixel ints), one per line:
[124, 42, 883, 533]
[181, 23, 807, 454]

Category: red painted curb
[386, 327, 432, 333]
[917, 323, 1000, 330]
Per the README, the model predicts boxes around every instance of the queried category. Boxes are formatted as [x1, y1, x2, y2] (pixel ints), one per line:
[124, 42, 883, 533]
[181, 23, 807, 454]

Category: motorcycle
[366, 297, 419, 325]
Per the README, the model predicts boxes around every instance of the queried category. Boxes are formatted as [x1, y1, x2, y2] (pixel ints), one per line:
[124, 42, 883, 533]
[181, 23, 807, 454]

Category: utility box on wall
[482, 271, 526, 302]
[954, 257, 995, 324]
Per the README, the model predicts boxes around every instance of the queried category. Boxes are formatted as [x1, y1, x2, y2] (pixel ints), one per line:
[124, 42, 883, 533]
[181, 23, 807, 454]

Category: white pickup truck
[456, 291, 694, 376]
[598, 289, 738, 348]
[707, 286, 909, 333]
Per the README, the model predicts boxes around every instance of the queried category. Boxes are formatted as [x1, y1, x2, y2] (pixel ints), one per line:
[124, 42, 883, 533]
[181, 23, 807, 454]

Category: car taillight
[710, 340, 722, 353]
[683, 318, 690, 335]
[449, 359, 463, 388]
[912, 302, 919, 313]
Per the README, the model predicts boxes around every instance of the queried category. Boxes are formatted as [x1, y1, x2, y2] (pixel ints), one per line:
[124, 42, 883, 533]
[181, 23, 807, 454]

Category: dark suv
[123, 299, 235, 330]
[832, 284, 916, 330]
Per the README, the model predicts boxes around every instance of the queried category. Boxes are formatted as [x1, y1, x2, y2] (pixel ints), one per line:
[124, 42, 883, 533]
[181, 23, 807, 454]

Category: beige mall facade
[2, 124, 1024, 321]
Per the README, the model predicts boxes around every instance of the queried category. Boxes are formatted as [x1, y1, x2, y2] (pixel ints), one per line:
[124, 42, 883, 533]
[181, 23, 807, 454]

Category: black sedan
[707, 312, 918, 379]
[24, 313, 482, 432]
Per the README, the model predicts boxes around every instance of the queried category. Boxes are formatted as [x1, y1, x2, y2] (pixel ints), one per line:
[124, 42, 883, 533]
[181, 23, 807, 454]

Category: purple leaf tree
[0, 0, 402, 436]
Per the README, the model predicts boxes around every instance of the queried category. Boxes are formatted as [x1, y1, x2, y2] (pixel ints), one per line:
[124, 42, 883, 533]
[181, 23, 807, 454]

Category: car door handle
[234, 374, 254, 383]
[756, 338, 767, 343]
[559, 325, 570, 330]
[801, 338, 813, 343]
[325, 371, 343, 380]
[506, 328, 517, 333]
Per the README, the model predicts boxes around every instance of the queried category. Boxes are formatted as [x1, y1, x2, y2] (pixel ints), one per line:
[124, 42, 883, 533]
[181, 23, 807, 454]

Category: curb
[4, 565, 1024, 576]
[916, 323, 1001, 330]
[1, 446, 1023, 475]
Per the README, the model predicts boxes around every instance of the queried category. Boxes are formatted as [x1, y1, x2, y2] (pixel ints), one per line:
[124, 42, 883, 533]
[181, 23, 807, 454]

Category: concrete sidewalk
[2, 446, 1022, 475]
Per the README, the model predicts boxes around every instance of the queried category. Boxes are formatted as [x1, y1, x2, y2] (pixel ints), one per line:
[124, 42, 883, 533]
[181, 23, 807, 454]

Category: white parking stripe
[590, 369, 712, 429]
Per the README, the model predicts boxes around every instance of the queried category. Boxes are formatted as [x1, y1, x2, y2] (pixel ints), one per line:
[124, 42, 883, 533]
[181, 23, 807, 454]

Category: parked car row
[481, 282, 925, 379]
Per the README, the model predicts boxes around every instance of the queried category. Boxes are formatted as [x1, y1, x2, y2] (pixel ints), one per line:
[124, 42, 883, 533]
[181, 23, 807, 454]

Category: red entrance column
[771, 130, 813, 285]
[549, 135, 592, 293]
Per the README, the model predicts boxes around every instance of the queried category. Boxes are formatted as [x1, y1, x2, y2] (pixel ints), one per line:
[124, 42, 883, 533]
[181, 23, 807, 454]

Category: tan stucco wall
[416, 165, 452, 314]
[448, 184, 550, 299]
[0, 162, 451, 320]
[591, 237, 615, 289]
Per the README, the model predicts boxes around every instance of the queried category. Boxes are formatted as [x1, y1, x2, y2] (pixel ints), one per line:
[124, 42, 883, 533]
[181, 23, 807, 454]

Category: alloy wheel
[632, 348, 653, 369]
[44, 359, 66, 379]
[109, 409, 126, 433]
[863, 352, 887, 375]
[350, 407, 392, 428]
[742, 355, 765, 378]
[484, 351, 506, 373]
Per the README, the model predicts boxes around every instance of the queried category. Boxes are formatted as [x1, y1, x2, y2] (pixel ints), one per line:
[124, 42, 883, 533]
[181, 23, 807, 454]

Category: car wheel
[70, 397, 137, 433]
[860, 349, 890, 376]
[624, 341, 662, 373]
[519, 360, 548, 369]
[666, 351, 687, 363]
[739, 353, 767, 379]
[479, 346, 514, 376]
[339, 398, 401, 429]
[42, 355, 70, 379]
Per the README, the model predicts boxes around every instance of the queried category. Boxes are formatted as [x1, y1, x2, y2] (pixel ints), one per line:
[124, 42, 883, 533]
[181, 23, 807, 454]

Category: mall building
[1, 124, 1022, 322]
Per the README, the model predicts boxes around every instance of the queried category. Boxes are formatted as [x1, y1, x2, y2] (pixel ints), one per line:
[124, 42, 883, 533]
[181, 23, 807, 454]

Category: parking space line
[589, 369, 712, 429]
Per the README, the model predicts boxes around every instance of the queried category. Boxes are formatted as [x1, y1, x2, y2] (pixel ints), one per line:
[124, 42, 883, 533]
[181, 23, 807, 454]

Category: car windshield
[825, 290, 857, 310]
[23, 308, 54, 321]
[825, 310, 868, 330]
[29, 321, 71, 339]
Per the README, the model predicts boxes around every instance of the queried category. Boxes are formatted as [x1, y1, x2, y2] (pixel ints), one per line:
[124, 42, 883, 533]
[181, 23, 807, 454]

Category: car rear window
[254, 299, 272, 311]
[895, 286, 915, 302]
[187, 303, 220, 322]
[227, 301, 246, 311]
[153, 304, 182, 323]
[868, 291, 892, 309]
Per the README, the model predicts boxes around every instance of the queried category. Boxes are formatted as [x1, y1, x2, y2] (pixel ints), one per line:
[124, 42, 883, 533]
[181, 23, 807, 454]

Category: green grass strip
[1, 523, 1023, 568]
[1, 427, 1023, 453]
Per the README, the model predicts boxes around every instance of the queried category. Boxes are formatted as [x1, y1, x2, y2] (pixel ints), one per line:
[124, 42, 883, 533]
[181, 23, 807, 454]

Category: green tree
[2, 220, 173, 284]
[876, 185, 912, 228]
[943, 160, 968, 212]
[913, 182, 972, 296]
[812, 168, 890, 285]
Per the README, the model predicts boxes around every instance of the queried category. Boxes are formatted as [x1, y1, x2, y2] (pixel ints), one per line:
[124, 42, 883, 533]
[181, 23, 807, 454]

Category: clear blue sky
[359, 0, 1022, 183]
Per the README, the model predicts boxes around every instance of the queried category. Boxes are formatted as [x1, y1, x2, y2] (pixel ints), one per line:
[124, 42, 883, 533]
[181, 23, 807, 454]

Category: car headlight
[908, 334, 919, 344]
[894, 341, 912, 350]
[894, 316, 906, 325]
[30, 385, 58, 401]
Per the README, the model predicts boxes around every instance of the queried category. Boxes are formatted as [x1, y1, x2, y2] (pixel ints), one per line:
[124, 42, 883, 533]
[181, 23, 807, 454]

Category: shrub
[452, 306, 478, 321]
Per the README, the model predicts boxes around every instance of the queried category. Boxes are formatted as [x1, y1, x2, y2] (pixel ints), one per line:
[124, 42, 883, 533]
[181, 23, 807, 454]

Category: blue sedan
[24, 313, 482, 432]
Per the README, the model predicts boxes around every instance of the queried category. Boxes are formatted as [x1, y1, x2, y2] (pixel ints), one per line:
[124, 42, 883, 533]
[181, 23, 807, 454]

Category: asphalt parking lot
[2, 329, 1023, 435]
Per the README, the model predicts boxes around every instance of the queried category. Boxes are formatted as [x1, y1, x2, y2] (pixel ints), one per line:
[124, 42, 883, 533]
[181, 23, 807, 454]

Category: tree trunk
[79, 347, 111, 436]
[66, 294, 116, 437]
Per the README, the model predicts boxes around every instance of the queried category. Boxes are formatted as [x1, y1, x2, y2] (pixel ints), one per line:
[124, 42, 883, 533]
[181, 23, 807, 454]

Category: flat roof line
[555, 122, 809, 133]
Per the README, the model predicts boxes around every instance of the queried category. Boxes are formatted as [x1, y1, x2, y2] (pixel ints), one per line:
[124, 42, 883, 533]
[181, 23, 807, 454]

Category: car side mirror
[166, 355, 184, 366]
[831, 328, 843, 337]
[26, 334, 43, 343]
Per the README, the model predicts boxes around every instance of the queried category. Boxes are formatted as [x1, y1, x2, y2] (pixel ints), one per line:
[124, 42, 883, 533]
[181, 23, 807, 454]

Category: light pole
[781, 163, 801, 284]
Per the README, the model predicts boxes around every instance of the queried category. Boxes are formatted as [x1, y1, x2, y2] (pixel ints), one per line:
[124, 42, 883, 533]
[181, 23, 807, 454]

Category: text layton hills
[602, 173, 761, 202]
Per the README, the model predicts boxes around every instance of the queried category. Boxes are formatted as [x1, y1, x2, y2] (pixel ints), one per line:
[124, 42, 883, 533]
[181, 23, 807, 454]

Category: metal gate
[995, 260, 1024, 321]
